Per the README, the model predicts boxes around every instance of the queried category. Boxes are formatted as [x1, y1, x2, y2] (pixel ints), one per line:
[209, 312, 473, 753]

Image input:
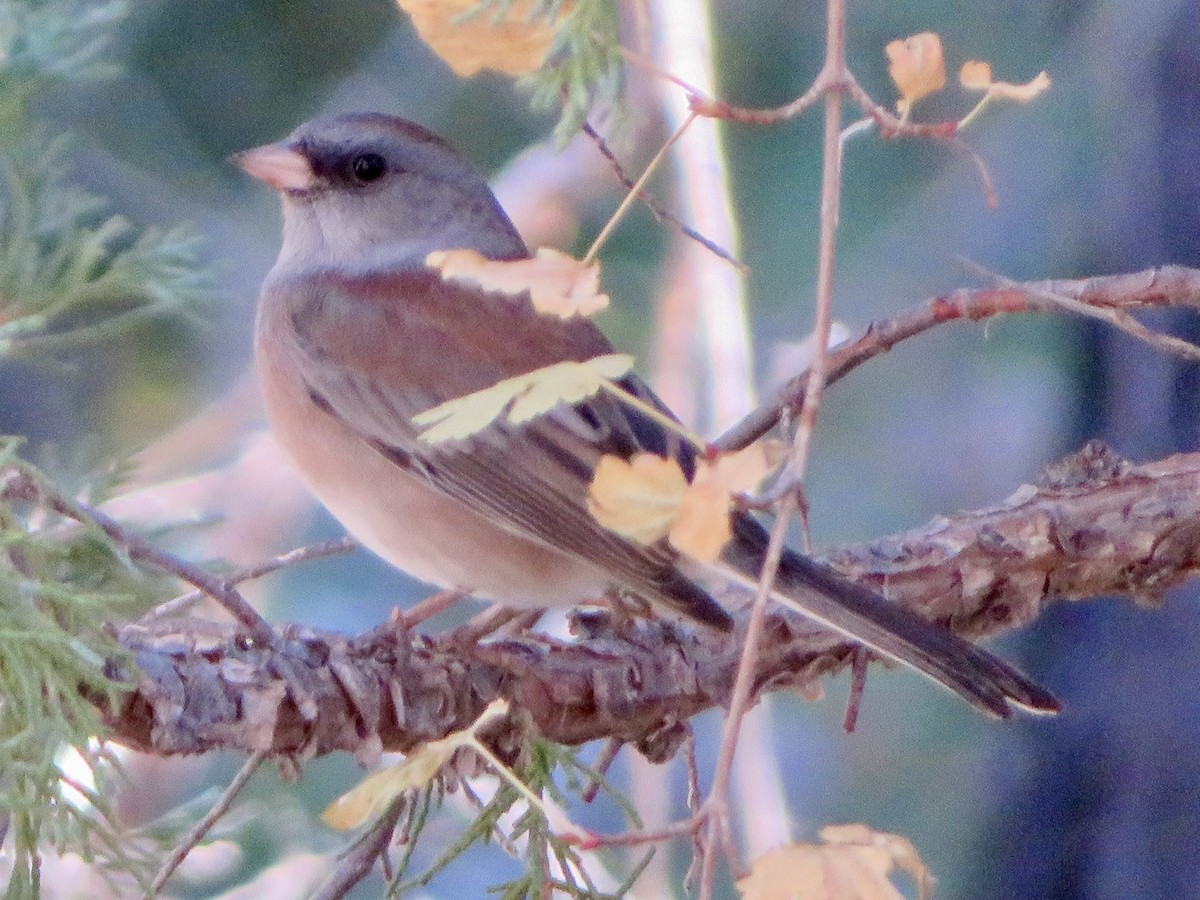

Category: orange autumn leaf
[427, 247, 609, 319]
[885, 32, 946, 111]
[668, 442, 783, 563]
[959, 60, 994, 91]
[668, 478, 730, 563]
[737, 824, 933, 900]
[588, 444, 782, 563]
[324, 699, 510, 830]
[396, 0, 560, 77]
[989, 71, 1051, 102]
[587, 453, 688, 545]
[959, 61, 1052, 101]
[957, 62, 1051, 129]
[704, 440, 786, 494]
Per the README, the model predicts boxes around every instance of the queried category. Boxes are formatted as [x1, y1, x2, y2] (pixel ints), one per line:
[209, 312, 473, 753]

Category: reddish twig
[960, 258, 1200, 361]
[581, 121, 747, 273]
[714, 265, 1200, 453]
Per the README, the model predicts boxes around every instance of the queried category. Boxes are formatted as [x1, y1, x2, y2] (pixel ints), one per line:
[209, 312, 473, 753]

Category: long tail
[722, 516, 1060, 718]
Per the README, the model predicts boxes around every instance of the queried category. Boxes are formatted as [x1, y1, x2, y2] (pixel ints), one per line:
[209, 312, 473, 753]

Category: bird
[235, 112, 1059, 718]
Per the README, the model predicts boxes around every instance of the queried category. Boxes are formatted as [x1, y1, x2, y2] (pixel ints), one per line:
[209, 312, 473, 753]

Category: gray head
[237, 113, 527, 274]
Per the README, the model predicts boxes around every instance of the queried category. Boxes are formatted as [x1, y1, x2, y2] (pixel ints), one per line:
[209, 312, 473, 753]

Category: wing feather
[277, 267, 695, 597]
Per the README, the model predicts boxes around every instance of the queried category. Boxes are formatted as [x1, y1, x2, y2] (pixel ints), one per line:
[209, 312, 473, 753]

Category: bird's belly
[256, 344, 609, 608]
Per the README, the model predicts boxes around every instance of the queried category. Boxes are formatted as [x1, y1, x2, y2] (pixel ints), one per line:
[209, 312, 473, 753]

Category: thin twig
[688, 67, 830, 126]
[582, 111, 698, 265]
[618, 41, 709, 100]
[453, 603, 525, 644]
[580, 738, 623, 804]
[397, 588, 468, 629]
[143, 537, 358, 622]
[960, 258, 1200, 361]
[460, 777, 521, 857]
[696, 491, 800, 899]
[575, 812, 706, 849]
[696, 1, 849, 894]
[311, 799, 407, 900]
[689, 63, 1002, 211]
[149, 750, 267, 896]
[683, 728, 701, 818]
[844, 648, 869, 732]
[581, 121, 747, 273]
[2, 468, 274, 644]
[714, 265, 1200, 453]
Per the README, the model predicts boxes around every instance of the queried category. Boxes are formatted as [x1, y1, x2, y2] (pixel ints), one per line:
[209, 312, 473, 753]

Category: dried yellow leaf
[587, 444, 784, 561]
[322, 741, 455, 830]
[886, 32, 946, 110]
[324, 700, 510, 830]
[819, 825, 933, 900]
[396, 0, 560, 77]
[987, 70, 1052, 102]
[737, 824, 933, 900]
[705, 441, 785, 495]
[959, 60, 993, 90]
[428, 247, 609, 319]
[669, 479, 731, 563]
[414, 354, 634, 443]
[959, 62, 1051, 102]
[667, 443, 783, 563]
[588, 444, 782, 561]
[587, 453, 688, 545]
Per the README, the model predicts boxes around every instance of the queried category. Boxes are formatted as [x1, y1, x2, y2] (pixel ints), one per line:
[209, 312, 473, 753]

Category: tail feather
[722, 516, 1060, 718]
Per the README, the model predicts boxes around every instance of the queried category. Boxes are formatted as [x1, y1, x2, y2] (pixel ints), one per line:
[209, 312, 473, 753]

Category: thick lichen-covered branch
[100, 443, 1200, 762]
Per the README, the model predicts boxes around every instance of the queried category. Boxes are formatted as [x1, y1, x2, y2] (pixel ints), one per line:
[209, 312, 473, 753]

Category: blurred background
[6, 0, 1200, 896]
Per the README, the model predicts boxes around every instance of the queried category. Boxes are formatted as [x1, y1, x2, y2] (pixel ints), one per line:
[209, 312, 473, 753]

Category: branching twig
[959, 259, 1200, 361]
[1, 467, 274, 644]
[715, 265, 1200, 453]
[580, 121, 747, 273]
[582, 112, 697, 266]
[696, 1, 849, 892]
[143, 538, 357, 623]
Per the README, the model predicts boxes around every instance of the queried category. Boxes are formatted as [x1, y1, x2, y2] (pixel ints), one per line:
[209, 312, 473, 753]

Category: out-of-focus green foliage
[525, 0, 623, 143]
[0, 440, 167, 896]
[0, 0, 214, 363]
[0, 2, 221, 893]
[0, 0, 125, 119]
[390, 738, 649, 899]
[0, 132, 212, 360]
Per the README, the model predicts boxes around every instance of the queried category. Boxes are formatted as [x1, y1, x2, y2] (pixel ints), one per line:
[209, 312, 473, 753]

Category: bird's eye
[351, 153, 387, 183]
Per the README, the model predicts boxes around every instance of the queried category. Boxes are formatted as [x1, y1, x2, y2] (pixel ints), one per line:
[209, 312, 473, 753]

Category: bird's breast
[252, 291, 611, 608]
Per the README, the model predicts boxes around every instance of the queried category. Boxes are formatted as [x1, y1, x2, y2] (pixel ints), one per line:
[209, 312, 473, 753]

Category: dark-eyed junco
[236, 112, 1058, 718]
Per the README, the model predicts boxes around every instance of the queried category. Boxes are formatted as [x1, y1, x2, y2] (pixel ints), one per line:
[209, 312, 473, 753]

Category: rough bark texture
[100, 443, 1200, 764]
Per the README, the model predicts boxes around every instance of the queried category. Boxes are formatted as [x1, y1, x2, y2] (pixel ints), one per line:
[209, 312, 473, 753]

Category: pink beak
[233, 143, 315, 192]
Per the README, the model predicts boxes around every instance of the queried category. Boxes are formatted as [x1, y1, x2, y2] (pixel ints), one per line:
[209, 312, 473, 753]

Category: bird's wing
[272, 267, 725, 619]
[273, 267, 1059, 712]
